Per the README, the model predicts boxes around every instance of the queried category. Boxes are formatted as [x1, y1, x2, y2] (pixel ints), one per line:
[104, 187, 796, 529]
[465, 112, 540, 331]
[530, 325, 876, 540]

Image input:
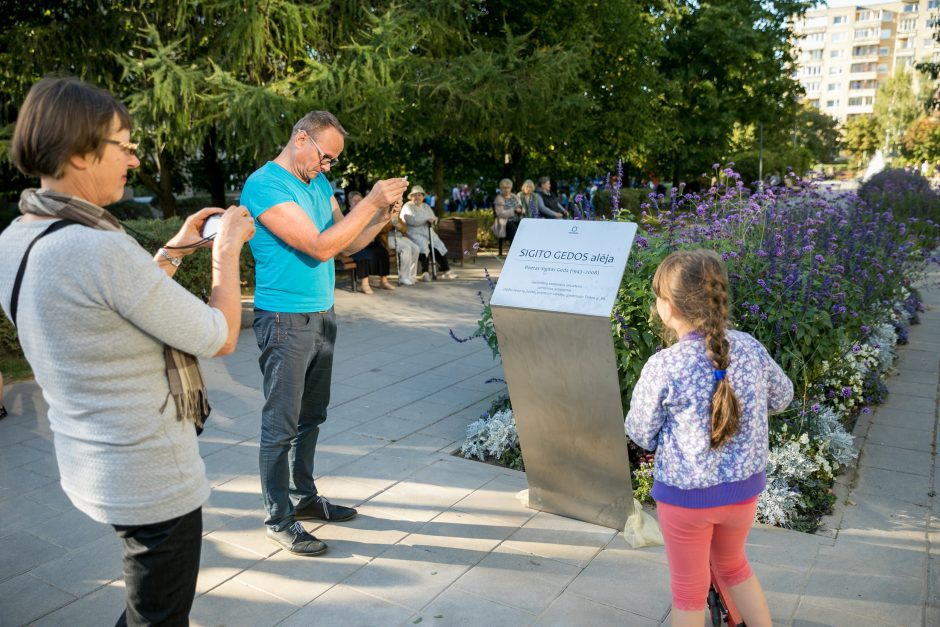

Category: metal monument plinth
[490, 219, 637, 530]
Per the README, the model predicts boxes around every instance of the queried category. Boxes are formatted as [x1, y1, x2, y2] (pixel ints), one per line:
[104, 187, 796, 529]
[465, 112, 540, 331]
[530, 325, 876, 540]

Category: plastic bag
[622, 498, 664, 549]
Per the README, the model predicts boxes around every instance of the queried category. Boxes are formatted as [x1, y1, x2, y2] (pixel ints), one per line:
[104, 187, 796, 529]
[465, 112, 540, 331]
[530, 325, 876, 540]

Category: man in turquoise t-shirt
[240, 111, 408, 556]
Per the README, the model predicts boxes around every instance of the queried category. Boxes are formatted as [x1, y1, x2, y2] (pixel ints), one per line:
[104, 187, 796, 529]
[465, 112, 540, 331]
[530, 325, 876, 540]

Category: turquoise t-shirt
[240, 162, 336, 312]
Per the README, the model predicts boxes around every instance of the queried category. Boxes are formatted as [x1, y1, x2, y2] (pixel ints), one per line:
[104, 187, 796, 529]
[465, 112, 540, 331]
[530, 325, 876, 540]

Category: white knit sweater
[0, 218, 228, 525]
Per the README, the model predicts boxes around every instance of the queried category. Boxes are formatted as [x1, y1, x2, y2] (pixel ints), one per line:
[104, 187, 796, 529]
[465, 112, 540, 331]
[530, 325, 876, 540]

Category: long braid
[653, 249, 741, 448]
[702, 272, 741, 448]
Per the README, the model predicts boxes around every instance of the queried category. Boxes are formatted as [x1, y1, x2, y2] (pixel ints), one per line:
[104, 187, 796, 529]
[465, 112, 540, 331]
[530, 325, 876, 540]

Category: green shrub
[0, 315, 20, 359]
[123, 218, 256, 299]
[591, 188, 646, 219]
[727, 147, 814, 184]
[857, 168, 940, 226]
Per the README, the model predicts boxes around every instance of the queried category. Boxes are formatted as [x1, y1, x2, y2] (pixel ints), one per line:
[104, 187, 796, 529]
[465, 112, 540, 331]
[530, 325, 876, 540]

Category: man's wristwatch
[158, 248, 182, 267]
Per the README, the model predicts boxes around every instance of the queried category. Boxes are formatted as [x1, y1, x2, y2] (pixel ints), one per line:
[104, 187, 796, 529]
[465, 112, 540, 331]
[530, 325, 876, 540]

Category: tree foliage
[842, 114, 881, 163]
[0, 0, 817, 211]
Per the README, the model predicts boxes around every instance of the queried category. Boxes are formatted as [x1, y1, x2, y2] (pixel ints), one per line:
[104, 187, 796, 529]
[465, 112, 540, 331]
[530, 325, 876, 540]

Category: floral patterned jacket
[624, 329, 793, 507]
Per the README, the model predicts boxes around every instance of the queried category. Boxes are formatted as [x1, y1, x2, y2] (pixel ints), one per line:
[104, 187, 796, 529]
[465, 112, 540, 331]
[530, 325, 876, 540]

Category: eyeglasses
[304, 132, 340, 168]
[103, 139, 139, 157]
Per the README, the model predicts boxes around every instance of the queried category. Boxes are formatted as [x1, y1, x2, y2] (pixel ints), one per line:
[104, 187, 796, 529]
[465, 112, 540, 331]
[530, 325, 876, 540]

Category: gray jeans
[254, 308, 336, 531]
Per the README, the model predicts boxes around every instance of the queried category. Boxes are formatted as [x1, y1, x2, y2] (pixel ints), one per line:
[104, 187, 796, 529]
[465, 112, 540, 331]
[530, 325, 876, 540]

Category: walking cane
[428, 222, 438, 280]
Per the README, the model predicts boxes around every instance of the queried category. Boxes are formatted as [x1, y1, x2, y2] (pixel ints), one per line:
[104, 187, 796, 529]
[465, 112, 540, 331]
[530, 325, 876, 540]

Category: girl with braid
[625, 249, 792, 627]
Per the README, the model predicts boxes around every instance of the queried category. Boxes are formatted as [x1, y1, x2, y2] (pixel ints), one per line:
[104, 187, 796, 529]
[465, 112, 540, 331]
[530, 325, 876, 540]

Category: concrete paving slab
[0, 572, 76, 627]
[452, 546, 581, 616]
[196, 535, 264, 595]
[342, 543, 471, 610]
[865, 421, 934, 452]
[207, 513, 279, 559]
[533, 590, 658, 626]
[276, 584, 413, 627]
[409, 586, 537, 626]
[189, 578, 297, 627]
[30, 580, 126, 627]
[799, 568, 923, 626]
[0, 529, 66, 582]
[857, 442, 932, 475]
[231, 547, 366, 607]
[563, 545, 671, 621]
[884, 378, 939, 399]
[28, 533, 122, 597]
[793, 599, 904, 627]
[853, 465, 932, 506]
[308, 504, 421, 561]
[502, 510, 617, 568]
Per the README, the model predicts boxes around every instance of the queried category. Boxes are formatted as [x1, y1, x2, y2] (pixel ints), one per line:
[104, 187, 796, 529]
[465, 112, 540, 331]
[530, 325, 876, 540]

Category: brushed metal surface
[490, 305, 634, 530]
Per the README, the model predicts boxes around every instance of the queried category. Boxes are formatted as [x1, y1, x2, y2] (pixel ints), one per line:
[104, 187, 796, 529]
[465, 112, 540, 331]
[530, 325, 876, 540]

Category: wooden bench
[335, 254, 358, 292]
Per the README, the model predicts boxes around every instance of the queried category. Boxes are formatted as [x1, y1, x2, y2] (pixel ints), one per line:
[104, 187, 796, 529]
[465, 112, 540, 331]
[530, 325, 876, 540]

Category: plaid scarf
[20, 188, 211, 431]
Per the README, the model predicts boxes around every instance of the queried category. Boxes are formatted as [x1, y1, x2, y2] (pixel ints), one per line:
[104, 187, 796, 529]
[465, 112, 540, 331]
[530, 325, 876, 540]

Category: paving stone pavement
[0, 253, 937, 627]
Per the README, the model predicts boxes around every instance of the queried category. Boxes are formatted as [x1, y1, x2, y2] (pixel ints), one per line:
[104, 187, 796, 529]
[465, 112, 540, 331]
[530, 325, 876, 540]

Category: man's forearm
[342, 210, 391, 254]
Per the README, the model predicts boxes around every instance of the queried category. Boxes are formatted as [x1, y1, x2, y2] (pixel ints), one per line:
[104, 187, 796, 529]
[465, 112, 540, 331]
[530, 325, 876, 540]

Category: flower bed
[456, 168, 938, 532]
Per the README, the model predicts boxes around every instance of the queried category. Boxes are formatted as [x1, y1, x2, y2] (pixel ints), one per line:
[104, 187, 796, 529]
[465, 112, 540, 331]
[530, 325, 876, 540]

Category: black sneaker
[294, 496, 358, 522]
[0, 406, 6, 420]
[266, 522, 327, 556]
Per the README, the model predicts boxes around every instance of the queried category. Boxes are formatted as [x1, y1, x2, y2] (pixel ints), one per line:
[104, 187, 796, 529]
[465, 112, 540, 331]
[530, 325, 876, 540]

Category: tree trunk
[155, 149, 178, 218]
[203, 126, 226, 208]
[502, 143, 524, 187]
[135, 149, 178, 218]
[432, 146, 445, 217]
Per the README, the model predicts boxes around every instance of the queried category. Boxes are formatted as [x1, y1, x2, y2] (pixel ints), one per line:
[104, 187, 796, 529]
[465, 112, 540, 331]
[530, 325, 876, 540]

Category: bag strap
[10, 220, 76, 328]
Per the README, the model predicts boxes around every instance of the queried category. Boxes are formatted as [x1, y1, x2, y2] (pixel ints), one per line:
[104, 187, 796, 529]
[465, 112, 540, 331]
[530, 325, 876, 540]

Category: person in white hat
[400, 185, 458, 280]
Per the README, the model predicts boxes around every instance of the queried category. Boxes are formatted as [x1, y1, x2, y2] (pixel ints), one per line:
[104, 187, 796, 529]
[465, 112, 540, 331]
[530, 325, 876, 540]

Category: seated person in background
[536, 176, 568, 218]
[386, 212, 420, 286]
[347, 190, 396, 294]
[518, 179, 562, 219]
[401, 185, 458, 280]
[492, 178, 523, 247]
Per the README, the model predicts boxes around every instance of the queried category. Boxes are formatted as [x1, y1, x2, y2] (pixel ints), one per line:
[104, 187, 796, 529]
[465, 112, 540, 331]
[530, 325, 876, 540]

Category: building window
[902, 3, 918, 13]
[829, 66, 844, 75]
[879, 46, 890, 56]
[878, 63, 889, 72]
[804, 32, 825, 43]
[828, 82, 840, 91]
[926, 38, 936, 49]
[807, 49, 824, 60]
[833, 15, 847, 25]
[848, 97, 863, 106]
[830, 50, 844, 58]
[856, 10, 874, 21]
[832, 32, 848, 43]
[900, 18, 917, 31]
[865, 96, 874, 105]
[929, 0, 939, 9]
[855, 28, 877, 39]
[825, 100, 840, 108]
[805, 65, 822, 76]
[806, 81, 820, 92]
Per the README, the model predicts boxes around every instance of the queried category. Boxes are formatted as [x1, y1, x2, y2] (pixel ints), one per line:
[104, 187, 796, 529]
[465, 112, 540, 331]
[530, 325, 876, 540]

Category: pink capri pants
[656, 497, 757, 611]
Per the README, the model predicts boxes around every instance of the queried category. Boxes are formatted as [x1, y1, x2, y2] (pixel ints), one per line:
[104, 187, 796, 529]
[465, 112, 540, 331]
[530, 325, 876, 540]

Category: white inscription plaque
[491, 219, 637, 318]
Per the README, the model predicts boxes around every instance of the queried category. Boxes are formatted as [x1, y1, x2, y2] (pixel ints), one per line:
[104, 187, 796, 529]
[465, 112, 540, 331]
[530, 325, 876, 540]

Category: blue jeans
[254, 308, 336, 531]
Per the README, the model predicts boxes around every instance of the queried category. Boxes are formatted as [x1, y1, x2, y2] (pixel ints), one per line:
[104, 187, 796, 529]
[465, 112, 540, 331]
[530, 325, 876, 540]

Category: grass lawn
[0, 354, 32, 382]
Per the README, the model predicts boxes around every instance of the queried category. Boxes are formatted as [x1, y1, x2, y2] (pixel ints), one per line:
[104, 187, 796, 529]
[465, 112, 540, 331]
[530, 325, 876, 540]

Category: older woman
[492, 178, 523, 255]
[0, 77, 255, 625]
[400, 185, 458, 280]
[518, 178, 563, 219]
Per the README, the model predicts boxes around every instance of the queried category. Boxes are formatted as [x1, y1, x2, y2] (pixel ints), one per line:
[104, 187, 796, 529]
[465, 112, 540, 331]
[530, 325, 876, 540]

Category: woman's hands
[164, 206, 254, 255]
[215, 205, 256, 248]
[164, 207, 223, 255]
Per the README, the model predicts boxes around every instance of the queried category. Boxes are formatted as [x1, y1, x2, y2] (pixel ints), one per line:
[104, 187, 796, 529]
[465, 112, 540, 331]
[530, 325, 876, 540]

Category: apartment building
[793, 0, 939, 121]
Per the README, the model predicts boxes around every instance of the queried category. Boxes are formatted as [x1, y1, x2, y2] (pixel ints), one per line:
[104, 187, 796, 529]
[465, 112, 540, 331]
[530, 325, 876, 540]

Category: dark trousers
[419, 251, 450, 273]
[112, 507, 203, 627]
[254, 308, 337, 531]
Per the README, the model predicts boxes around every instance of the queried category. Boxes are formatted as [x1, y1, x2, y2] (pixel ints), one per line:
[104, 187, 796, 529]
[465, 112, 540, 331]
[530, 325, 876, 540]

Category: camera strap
[9, 219, 77, 328]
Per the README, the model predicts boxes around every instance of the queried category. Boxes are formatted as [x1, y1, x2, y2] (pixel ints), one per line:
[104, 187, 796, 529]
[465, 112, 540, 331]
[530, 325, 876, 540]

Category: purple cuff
[652, 471, 766, 509]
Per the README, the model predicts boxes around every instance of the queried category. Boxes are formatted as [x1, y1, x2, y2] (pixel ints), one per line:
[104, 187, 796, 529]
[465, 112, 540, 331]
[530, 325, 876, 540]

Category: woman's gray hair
[499, 178, 513, 187]
[521, 179, 535, 192]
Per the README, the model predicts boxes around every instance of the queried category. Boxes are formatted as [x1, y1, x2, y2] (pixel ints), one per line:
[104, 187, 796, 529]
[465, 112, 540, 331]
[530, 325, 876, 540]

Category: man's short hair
[12, 76, 132, 180]
[538, 176, 551, 186]
[292, 111, 347, 140]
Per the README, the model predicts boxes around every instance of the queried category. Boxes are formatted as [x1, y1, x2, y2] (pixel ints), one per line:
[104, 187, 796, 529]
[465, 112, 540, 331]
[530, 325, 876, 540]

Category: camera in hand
[202, 214, 222, 240]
